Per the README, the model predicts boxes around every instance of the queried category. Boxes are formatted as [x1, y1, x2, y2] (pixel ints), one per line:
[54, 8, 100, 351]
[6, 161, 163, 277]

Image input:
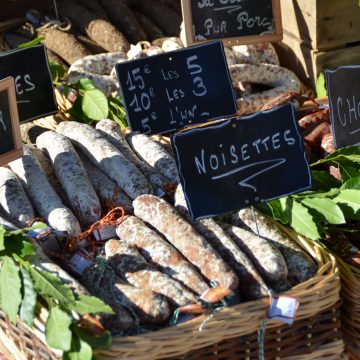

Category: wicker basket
[0, 231, 343, 359]
[334, 256, 360, 358]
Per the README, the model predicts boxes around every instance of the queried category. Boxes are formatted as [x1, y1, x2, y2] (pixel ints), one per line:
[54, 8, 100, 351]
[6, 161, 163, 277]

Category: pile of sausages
[0, 120, 318, 333]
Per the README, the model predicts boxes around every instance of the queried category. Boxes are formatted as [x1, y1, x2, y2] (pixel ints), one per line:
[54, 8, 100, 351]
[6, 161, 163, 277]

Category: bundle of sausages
[0, 120, 318, 334]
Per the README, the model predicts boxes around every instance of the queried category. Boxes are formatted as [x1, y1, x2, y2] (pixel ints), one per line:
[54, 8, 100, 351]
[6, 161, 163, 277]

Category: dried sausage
[105, 240, 197, 307]
[116, 215, 209, 295]
[56, 122, 153, 199]
[133, 195, 239, 290]
[9, 145, 81, 237]
[36, 131, 102, 227]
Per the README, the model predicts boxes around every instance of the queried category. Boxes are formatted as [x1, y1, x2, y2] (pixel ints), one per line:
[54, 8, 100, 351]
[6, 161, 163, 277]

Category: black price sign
[116, 41, 237, 135]
[0, 44, 57, 123]
[0, 77, 23, 166]
[172, 104, 312, 220]
[326, 65, 360, 148]
[181, 0, 282, 46]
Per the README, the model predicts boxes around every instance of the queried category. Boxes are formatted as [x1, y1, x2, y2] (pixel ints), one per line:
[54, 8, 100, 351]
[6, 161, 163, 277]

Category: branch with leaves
[261, 145, 360, 240]
[0, 224, 113, 359]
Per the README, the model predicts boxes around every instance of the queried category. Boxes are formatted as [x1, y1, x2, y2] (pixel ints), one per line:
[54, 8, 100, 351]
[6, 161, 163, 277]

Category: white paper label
[268, 297, 299, 325]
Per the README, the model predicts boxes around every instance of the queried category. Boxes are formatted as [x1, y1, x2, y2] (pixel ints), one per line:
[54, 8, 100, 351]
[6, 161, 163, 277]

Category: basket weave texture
[0, 231, 343, 360]
[335, 257, 360, 357]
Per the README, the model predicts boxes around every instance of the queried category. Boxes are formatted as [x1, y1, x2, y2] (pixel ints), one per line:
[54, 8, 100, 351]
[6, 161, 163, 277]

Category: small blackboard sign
[181, 0, 282, 46]
[0, 44, 57, 123]
[172, 104, 312, 220]
[326, 65, 360, 149]
[116, 41, 237, 135]
[0, 77, 23, 166]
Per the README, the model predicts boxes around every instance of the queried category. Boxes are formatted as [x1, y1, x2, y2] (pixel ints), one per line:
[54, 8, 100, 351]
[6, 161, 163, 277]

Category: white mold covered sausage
[36, 131, 102, 227]
[0, 167, 35, 227]
[8, 145, 81, 237]
[56, 122, 153, 199]
[127, 132, 179, 184]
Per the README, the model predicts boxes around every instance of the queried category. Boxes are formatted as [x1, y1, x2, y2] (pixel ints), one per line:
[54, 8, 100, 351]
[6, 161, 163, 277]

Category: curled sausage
[229, 64, 301, 115]
[298, 108, 330, 130]
[232, 43, 280, 66]
[67, 52, 127, 97]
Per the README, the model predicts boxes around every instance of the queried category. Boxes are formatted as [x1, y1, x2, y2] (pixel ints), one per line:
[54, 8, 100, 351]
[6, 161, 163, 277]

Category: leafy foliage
[46, 306, 72, 351]
[0, 225, 112, 358]
[265, 146, 360, 240]
[0, 257, 22, 323]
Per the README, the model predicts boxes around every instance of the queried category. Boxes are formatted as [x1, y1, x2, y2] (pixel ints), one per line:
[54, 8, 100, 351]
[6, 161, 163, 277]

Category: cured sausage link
[56, 122, 153, 199]
[96, 119, 167, 189]
[235, 207, 317, 285]
[116, 215, 209, 295]
[127, 132, 179, 184]
[0, 166, 34, 227]
[9, 145, 81, 237]
[133, 195, 239, 290]
[105, 240, 197, 307]
[36, 131, 102, 227]
[174, 185, 269, 300]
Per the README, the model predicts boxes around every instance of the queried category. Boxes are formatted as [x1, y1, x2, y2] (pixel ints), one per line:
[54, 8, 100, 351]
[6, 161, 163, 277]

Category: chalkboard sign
[0, 44, 57, 123]
[116, 41, 237, 135]
[181, 0, 282, 46]
[172, 104, 312, 220]
[326, 65, 360, 149]
[0, 77, 23, 166]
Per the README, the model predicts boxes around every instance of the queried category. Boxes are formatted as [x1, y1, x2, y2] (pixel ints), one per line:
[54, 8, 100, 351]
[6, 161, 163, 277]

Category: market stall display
[2, 1, 360, 359]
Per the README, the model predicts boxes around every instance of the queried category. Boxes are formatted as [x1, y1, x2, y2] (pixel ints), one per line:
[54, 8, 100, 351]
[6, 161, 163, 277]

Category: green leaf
[333, 189, 360, 213]
[338, 161, 360, 182]
[67, 97, 94, 124]
[280, 198, 320, 240]
[4, 234, 35, 258]
[19, 268, 37, 327]
[78, 78, 96, 92]
[45, 306, 72, 351]
[341, 176, 360, 190]
[0, 226, 5, 251]
[7, 222, 48, 237]
[311, 145, 360, 166]
[18, 36, 45, 49]
[71, 295, 114, 315]
[63, 333, 93, 360]
[82, 89, 108, 120]
[337, 203, 360, 221]
[49, 61, 65, 82]
[74, 326, 112, 349]
[267, 199, 288, 224]
[0, 257, 22, 323]
[299, 197, 345, 225]
[316, 72, 327, 98]
[29, 267, 75, 305]
[294, 188, 340, 199]
[311, 170, 341, 191]
[108, 97, 128, 129]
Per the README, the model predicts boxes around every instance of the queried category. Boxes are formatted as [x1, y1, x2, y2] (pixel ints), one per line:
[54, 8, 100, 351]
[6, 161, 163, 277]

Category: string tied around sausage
[66, 206, 125, 252]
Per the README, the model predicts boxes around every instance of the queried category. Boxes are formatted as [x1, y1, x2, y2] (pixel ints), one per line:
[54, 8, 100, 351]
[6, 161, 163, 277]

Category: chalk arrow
[214, 5, 243, 14]
[211, 158, 286, 192]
